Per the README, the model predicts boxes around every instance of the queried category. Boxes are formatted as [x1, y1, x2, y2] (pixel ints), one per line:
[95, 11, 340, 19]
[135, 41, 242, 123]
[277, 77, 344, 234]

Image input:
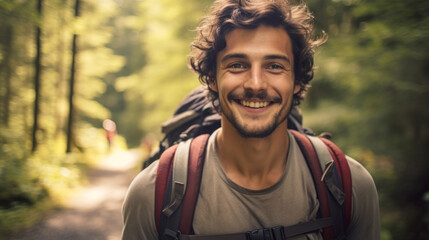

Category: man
[122, 0, 380, 239]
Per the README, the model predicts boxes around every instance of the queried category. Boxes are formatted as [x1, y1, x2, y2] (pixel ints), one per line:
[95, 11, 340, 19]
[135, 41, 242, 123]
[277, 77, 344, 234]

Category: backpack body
[154, 131, 352, 240]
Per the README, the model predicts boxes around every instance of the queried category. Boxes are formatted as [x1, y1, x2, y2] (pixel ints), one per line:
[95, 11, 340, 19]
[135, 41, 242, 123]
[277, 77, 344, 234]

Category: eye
[267, 63, 285, 70]
[227, 63, 247, 72]
[229, 63, 245, 69]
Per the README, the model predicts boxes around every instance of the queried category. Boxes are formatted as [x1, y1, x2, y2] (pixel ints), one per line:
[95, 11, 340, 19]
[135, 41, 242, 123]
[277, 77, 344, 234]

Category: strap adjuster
[271, 226, 285, 240]
[163, 228, 181, 240]
[246, 226, 285, 240]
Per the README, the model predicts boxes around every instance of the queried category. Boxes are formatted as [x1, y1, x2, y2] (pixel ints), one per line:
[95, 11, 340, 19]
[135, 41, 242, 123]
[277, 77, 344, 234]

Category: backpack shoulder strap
[319, 137, 352, 228]
[290, 130, 352, 240]
[155, 144, 178, 233]
[290, 130, 336, 239]
[179, 134, 209, 232]
[155, 134, 210, 239]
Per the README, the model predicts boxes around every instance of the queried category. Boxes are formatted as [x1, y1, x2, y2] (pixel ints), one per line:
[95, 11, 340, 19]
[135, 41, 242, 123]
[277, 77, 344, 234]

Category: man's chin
[235, 125, 277, 138]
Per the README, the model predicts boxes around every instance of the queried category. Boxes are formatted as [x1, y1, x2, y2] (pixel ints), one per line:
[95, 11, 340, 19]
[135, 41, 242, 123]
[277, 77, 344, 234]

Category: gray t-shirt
[122, 130, 380, 239]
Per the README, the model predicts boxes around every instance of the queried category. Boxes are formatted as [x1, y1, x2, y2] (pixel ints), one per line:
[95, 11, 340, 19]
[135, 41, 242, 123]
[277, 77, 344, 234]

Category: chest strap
[178, 217, 332, 240]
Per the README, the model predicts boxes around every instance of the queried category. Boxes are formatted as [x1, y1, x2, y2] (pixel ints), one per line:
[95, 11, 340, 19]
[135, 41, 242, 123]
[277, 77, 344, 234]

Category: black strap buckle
[163, 228, 181, 240]
[271, 226, 285, 240]
[246, 226, 285, 240]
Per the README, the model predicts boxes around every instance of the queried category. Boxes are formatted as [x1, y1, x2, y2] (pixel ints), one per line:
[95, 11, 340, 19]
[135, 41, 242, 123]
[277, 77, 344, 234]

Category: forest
[0, 0, 428, 239]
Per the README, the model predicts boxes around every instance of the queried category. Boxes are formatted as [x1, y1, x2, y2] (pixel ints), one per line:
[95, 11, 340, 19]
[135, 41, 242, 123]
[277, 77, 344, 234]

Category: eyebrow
[264, 54, 291, 64]
[220, 53, 247, 63]
[220, 53, 291, 64]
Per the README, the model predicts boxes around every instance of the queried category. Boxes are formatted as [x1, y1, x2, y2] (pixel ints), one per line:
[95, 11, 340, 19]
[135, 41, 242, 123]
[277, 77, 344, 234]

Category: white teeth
[240, 100, 269, 108]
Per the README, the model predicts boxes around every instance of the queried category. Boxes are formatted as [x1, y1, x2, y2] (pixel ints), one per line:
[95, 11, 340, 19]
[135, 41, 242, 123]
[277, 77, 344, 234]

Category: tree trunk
[66, 0, 81, 153]
[32, 0, 43, 153]
[55, 6, 66, 138]
[1, 25, 13, 127]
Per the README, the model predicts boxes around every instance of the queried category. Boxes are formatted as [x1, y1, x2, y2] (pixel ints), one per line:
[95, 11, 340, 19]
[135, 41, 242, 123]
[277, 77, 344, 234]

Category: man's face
[211, 24, 300, 138]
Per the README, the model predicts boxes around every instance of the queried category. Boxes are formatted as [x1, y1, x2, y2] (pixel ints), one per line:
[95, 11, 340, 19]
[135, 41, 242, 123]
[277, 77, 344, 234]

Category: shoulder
[121, 161, 159, 240]
[346, 156, 378, 203]
[345, 156, 380, 240]
[124, 160, 158, 206]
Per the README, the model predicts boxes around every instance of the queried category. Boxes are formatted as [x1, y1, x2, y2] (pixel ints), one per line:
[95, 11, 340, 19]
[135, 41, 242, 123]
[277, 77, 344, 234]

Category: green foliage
[0, 0, 127, 236]
[1, 0, 428, 239]
[0, 200, 52, 240]
[0, 120, 116, 237]
[98, 0, 212, 146]
[303, 0, 429, 239]
[0, 126, 87, 236]
[0, 128, 45, 207]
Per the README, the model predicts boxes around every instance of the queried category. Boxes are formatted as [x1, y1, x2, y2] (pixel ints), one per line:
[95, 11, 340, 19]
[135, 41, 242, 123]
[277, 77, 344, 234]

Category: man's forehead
[218, 25, 294, 62]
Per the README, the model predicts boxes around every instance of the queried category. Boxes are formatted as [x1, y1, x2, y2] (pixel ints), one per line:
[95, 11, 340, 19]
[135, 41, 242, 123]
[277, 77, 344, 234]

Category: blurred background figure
[103, 119, 117, 152]
[141, 133, 155, 156]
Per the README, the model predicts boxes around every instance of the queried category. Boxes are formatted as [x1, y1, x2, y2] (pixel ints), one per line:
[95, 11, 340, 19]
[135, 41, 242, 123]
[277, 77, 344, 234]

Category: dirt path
[11, 150, 141, 240]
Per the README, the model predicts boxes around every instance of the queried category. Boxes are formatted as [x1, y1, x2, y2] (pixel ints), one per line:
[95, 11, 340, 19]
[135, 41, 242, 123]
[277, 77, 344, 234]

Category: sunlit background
[0, 0, 428, 239]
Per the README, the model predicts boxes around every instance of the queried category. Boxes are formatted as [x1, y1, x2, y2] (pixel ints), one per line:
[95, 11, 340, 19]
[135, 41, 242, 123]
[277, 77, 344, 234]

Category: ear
[293, 82, 301, 94]
[208, 79, 218, 93]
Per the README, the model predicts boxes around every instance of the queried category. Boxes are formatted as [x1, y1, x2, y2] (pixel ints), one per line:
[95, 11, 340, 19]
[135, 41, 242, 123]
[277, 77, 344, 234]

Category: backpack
[146, 86, 352, 240]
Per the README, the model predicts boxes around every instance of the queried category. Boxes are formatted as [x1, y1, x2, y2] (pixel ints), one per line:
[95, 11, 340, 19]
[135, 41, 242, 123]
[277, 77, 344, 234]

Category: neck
[216, 119, 290, 190]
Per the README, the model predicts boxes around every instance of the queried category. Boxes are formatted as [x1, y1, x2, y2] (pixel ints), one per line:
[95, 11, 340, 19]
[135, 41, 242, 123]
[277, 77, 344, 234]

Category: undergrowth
[0, 125, 123, 239]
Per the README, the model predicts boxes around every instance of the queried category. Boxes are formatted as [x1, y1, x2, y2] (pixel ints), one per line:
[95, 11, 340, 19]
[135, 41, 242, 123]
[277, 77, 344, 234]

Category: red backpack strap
[290, 130, 335, 239]
[155, 134, 210, 239]
[155, 144, 178, 233]
[179, 134, 209, 233]
[320, 137, 352, 228]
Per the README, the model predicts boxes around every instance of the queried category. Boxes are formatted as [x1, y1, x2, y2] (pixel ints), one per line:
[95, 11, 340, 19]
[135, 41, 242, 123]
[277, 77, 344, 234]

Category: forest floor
[10, 150, 141, 240]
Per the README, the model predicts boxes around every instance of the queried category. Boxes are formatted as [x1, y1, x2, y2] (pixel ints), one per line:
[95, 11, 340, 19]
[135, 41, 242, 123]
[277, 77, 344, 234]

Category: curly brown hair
[189, 0, 326, 107]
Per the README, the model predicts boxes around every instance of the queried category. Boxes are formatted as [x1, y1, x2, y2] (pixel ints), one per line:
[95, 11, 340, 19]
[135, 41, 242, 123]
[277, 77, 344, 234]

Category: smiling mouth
[229, 92, 281, 109]
[240, 100, 269, 109]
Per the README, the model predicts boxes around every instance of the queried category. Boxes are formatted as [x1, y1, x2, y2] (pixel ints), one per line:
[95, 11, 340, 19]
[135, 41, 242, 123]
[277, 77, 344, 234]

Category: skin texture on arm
[346, 156, 381, 240]
[121, 161, 159, 240]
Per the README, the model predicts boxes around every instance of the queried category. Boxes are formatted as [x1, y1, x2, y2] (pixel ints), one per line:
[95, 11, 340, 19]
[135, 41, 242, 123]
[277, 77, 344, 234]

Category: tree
[31, 0, 43, 152]
[66, 0, 80, 153]
[0, 24, 13, 127]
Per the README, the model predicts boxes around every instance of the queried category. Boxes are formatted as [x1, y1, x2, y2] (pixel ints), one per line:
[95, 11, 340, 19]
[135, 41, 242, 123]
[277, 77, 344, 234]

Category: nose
[243, 66, 268, 92]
